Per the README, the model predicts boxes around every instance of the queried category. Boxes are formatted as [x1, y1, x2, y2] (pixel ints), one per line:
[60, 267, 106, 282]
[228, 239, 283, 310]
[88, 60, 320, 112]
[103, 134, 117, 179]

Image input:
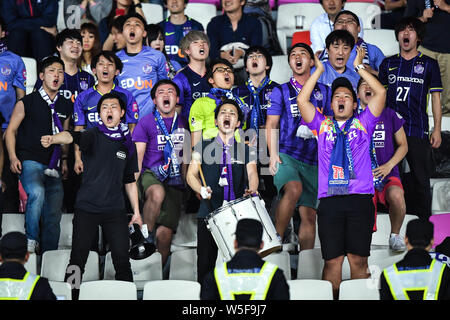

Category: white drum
[205, 196, 282, 261]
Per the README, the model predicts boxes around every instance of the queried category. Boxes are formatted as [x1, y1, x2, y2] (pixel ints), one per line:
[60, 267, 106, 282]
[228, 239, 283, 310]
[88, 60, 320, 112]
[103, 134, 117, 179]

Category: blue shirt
[0, 50, 26, 129]
[378, 52, 443, 138]
[314, 60, 360, 91]
[172, 65, 210, 119]
[158, 16, 204, 67]
[73, 85, 139, 128]
[116, 46, 168, 118]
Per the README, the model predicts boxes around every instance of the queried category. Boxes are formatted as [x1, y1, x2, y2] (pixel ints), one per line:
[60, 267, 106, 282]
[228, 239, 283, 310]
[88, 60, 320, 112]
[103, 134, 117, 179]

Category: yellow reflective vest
[0, 272, 40, 300]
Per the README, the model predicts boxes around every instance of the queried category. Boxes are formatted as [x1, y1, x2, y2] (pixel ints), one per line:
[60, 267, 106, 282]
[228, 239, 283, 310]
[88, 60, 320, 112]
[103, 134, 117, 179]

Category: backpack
[247, 11, 284, 56]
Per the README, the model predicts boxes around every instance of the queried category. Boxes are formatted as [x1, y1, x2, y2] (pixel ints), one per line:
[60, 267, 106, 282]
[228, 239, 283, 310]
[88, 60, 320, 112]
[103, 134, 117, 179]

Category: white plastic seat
[362, 29, 399, 57]
[263, 251, 291, 280]
[185, 3, 217, 30]
[367, 248, 407, 280]
[339, 279, 380, 300]
[287, 279, 333, 300]
[142, 280, 201, 300]
[297, 248, 351, 280]
[0, 252, 38, 274]
[171, 212, 197, 251]
[431, 180, 450, 214]
[141, 3, 164, 24]
[79, 280, 137, 300]
[344, 3, 381, 29]
[49, 281, 72, 300]
[1, 214, 25, 234]
[21, 57, 37, 94]
[103, 251, 162, 290]
[169, 248, 197, 281]
[270, 55, 291, 85]
[372, 214, 419, 248]
[58, 213, 73, 249]
[41, 249, 100, 282]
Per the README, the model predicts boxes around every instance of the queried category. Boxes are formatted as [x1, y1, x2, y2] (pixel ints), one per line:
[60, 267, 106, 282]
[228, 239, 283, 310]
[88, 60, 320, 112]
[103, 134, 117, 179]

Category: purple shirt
[132, 113, 188, 172]
[306, 107, 380, 199]
[372, 108, 405, 180]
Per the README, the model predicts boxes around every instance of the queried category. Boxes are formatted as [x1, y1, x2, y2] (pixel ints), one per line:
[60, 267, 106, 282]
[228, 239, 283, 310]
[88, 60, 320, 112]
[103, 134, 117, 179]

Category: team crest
[142, 64, 153, 74]
[414, 64, 424, 74]
[79, 80, 88, 90]
[1, 65, 11, 76]
[314, 90, 323, 101]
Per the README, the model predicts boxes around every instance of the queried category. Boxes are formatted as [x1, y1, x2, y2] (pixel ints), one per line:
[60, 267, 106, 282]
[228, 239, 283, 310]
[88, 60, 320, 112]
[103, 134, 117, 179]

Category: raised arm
[40, 131, 74, 148]
[297, 55, 324, 124]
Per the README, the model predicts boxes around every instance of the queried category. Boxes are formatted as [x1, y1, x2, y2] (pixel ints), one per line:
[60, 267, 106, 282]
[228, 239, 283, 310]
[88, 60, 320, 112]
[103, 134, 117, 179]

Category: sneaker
[389, 234, 406, 252]
[27, 239, 38, 253]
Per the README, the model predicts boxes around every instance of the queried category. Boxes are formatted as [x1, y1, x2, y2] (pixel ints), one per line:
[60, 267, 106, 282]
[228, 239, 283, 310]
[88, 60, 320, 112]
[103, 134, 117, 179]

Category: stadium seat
[367, 248, 406, 279]
[79, 280, 137, 300]
[169, 248, 197, 281]
[171, 212, 197, 251]
[141, 3, 164, 24]
[49, 281, 72, 300]
[1, 213, 25, 234]
[339, 279, 380, 300]
[276, 3, 324, 54]
[57, 0, 66, 32]
[344, 2, 381, 29]
[270, 55, 291, 85]
[287, 279, 333, 300]
[263, 250, 292, 280]
[185, 3, 217, 30]
[41, 249, 100, 282]
[297, 248, 351, 280]
[431, 180, 450, 214]
[24, 253, 38, 275]
[189, 0, 221, 9]
[291, 30, 311, 46]
[142, 280, 201, 300]
[430, 213, 450, 249]
[21, 57, 37, 95]
[372, 214, 419, 248]
[103, 251, 163, 290]
[362, 29, 399, 57]
[278, 0, 320, 5]
[58, 213, 73, 249]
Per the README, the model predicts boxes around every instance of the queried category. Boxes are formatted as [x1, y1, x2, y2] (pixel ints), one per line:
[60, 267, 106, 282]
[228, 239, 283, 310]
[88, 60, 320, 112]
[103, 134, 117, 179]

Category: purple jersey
[379, 52, 443, 138]
[73, 85, 139, 128]
[132, 112, 188, 172]
[116, 46, 168, 118]
[267, 81, 331, 165]
[0, 51, 26, 130]
[372, 108, 405, 180]
[172, 65, 210, 119]
[306, 107, 379, 199]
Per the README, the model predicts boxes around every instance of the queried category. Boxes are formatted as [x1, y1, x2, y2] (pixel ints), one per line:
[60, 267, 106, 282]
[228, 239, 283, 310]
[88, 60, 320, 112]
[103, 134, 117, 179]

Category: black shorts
[317, 194, 374, 260]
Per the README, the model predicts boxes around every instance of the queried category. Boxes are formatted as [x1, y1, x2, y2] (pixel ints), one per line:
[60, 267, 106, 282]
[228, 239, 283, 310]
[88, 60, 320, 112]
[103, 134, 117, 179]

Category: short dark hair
[0, 232, 28, 260]
[39, 55, 65, 74]
[150, 79, 180, 99]
[332, 77, 357, 102]
[394, 17, 425, 46]
[164, 0, 189, 4]
[206, 58, 234, 81]
[244, 45, 273, 76]
[91, 51, 123, 73]
[55, 28, 82, 48]
[288, 42, 315, 60]
[0, 16, 6, 33]
[325, 29, 355, 50]
[97, 91, 127, 112]
[406, 219, 434, 249]
[235, 219, 263, 249]
[334, 10, 360, 27]
[123, 12, 147, 29]
[319, 0, 346, 4]
[109, 15, 127, 32]
[214, 99, 244, 123]
[146, 23, 164, 45]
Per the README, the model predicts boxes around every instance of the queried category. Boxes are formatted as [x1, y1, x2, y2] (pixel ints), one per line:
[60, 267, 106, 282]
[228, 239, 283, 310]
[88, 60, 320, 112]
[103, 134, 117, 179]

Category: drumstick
[192, 152, 206, 187]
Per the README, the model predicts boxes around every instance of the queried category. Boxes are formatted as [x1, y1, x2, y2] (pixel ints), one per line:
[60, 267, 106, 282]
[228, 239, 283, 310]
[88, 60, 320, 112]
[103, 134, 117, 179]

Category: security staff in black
[200, 219, 290, 300]
[380, 219, 450, 300]
[0, 232, 56, 300]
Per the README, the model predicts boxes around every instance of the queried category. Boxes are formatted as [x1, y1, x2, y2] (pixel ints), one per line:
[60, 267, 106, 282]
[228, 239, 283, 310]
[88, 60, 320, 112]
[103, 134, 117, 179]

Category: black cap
[331, 77, 357, 102]
[235, 219, 263, 249]
[406, 219, 434, 248]
[0, 232, 28, 260]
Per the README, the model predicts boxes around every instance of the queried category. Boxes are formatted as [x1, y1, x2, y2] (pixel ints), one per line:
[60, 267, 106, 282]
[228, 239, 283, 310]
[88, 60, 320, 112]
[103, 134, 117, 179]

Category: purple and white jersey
[132, 113, 188, 172]
[116, 46, 168, 118]
[267, 81, 331, 165]
[172, 65, 210, 119]
[306, 107, 379, 199]
[73, 85, 139, 128]
[379, 52, 442, 138]
[0, 51, 26, 130]
[371, 107, 405, 180]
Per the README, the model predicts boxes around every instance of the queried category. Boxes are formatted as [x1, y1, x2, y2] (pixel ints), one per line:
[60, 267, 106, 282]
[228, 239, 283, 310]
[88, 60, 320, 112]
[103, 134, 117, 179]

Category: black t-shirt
[73, 128, 138, 213]
[17, 91, 72, 165]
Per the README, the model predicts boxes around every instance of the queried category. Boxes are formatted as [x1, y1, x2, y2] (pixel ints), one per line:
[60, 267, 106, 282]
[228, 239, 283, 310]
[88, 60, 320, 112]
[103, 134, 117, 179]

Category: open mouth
[163, 99, 170, 107]
[223, 119, 231, 129]
[252, 62, 258, 68]
[338, 104, 345, 112]
[365, 91, 372, 98]
[296, 61, 302, 68]
[336, 57, 344, 64]
[224, 75, 231, 83]
[403, 38, 410, 45]
[199, 48, 205, 55]
[53, 79, 59, 86]
[129, 32, 135, 39]
[107, 115, 113, 122]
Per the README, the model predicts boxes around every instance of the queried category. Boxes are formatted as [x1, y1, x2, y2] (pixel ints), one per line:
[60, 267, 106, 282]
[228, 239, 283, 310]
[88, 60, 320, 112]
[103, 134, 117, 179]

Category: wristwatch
[354, 64, 366, 72]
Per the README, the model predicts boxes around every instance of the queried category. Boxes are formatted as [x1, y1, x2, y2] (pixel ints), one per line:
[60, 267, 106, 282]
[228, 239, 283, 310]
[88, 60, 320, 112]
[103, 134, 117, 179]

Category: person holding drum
[266, 43, 331, 250]
[200, 218, 290, 300]
[187, 99, 258, 285]
[297, 47, 386, 298]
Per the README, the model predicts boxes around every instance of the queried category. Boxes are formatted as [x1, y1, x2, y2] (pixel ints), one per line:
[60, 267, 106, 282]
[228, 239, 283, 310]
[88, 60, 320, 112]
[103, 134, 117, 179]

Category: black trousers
[197, 218, 218, 286]
[401, 136, 433, 219]
[7, 28, 55, 64]
[66, 209, 133, 283]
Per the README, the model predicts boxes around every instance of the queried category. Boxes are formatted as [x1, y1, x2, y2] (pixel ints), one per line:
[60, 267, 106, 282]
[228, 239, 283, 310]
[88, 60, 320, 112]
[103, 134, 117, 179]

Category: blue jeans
[19, 160, 64, 252]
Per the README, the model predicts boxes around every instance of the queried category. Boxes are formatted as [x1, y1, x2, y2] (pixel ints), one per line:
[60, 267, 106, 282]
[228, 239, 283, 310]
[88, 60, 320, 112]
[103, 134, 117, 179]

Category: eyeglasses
[248, 54, 264, 60]
[335, 19, 357, 26]
[213, 67, 233, 74]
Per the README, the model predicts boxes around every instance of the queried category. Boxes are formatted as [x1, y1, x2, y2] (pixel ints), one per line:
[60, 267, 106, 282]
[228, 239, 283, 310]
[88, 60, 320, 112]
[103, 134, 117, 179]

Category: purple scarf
[216, 135, 236, 202]
[97, 120, 134, 156]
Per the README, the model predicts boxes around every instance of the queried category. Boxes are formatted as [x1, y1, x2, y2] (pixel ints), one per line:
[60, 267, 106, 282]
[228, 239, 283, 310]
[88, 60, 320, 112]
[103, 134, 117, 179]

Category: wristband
[135, 2, 142, 8]
[354, 64, 366, 73]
